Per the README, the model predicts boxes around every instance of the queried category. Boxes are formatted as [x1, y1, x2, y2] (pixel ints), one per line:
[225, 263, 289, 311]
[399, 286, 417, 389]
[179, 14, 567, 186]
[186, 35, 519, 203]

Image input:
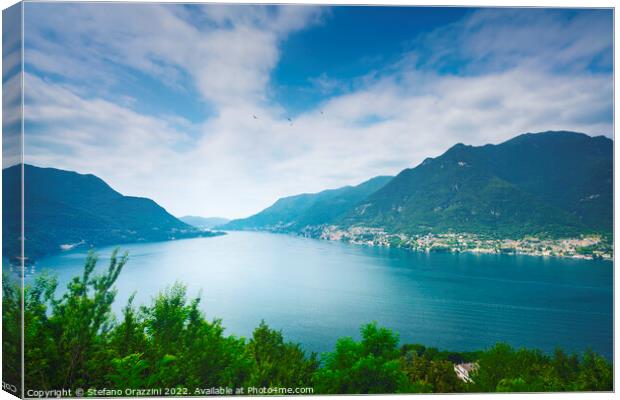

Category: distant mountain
[222, 176, 393, 232]
[179, 216, 230, 229]
[225, 131, 612, 239]
[2, 165, 220, 262]
[343, 131, 612, 237]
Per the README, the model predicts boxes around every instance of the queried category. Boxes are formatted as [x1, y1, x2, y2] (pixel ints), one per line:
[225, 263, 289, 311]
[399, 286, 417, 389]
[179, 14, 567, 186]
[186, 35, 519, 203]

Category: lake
[32, 231, 613, 358]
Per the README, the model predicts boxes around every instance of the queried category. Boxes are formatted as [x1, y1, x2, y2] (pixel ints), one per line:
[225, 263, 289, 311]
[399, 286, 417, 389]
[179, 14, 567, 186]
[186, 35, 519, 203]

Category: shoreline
[327, 235, 614, 262]
[314, 227, 613, 261]
[225, 227, 613, 262]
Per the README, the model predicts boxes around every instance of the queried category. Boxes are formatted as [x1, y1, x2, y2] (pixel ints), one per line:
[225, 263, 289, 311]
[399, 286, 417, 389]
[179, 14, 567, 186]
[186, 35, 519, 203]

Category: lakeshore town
[302, 226, 613, 261]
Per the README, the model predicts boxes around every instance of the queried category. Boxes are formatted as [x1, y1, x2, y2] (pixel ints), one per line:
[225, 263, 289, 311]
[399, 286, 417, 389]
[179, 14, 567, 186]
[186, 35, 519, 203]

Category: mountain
[222, 176, 393, 232]
[343, 131, 612, 237]
[2, 165, 219, 263]
[179, 216, 230, 229]
[225, 131, 612, 239]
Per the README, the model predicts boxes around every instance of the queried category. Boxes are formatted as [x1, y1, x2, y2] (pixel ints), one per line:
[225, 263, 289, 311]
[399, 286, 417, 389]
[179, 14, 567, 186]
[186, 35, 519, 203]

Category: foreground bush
[2, 251, 612, 395]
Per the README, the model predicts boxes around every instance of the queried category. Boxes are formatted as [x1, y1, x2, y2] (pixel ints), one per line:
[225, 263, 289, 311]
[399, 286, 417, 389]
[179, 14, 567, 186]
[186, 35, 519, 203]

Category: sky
[16, 3, 613, 219]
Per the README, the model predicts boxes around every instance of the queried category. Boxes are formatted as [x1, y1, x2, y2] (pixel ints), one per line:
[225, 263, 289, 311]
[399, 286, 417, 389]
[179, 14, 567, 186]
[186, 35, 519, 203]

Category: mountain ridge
[226, 131, 612, 239]
[2, 164, 220, 263]
[179, 216, 230, 229]
[222, 175, 393, 232]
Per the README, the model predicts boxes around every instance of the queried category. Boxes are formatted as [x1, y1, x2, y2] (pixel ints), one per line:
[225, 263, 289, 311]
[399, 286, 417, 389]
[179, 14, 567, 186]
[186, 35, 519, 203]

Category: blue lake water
[32, 231, 613, 358]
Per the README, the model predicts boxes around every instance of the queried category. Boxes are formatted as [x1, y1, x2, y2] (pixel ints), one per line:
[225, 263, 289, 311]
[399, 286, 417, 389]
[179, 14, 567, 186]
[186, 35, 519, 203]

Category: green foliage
[496, 377, 528, 392]
[400, 345, 466, 393]
[469, 343, 613, 392]
[576, 349, 613, 391]
[2, 273, 22, 394]
[247, 321, 318, 388]
[411, 357, 463, 393]
[108, 353, 148, 388]
[313, 322, 409, 393]
[24, 250, 127, 390]
[4, 253, 611, 395]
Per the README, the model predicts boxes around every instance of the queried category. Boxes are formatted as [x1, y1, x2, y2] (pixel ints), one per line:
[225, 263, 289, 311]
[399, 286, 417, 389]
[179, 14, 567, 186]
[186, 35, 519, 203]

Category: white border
[0, 1, 616, 400]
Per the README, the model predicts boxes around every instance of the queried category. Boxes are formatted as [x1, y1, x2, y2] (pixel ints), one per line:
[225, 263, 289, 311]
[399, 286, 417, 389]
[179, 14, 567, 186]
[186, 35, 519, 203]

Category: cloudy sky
[20, 4, 613, 219]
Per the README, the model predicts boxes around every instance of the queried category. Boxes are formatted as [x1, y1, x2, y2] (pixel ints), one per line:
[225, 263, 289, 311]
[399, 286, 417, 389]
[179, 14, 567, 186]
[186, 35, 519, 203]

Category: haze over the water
[18, 4, 612, 218]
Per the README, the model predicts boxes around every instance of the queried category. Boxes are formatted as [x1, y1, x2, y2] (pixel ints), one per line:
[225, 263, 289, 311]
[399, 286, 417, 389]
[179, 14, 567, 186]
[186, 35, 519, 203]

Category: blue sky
[18, 4, 613, 218]
[271, 6, 469, 113]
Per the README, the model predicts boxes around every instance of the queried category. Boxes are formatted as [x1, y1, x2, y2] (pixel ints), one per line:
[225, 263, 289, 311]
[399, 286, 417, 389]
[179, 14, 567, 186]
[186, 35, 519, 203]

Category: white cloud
[23, 3, 323, 107]
[3, 4, 23, 169]
[410, 8, 612, 74]
[21, 5, 613, 219]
